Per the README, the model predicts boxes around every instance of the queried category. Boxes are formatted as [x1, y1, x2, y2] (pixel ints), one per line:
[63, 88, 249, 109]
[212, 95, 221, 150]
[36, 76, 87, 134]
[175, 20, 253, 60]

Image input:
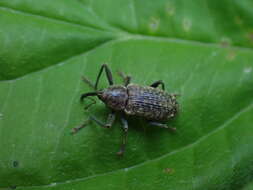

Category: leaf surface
[0, 1, 253, 190]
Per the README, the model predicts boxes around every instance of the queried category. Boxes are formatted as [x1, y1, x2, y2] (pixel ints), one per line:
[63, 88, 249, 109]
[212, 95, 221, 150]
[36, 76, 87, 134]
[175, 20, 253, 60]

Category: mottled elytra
[72, 64, 179, 156]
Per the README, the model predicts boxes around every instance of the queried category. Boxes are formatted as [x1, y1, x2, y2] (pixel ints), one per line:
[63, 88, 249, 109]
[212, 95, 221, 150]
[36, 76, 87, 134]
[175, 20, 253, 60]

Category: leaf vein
[16, 101, 253, 189]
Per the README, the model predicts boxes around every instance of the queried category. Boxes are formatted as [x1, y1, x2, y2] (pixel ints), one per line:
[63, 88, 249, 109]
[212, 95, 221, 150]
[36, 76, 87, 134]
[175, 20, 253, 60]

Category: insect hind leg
[150, 80, 165, 90]
[148, 121, 176, 132]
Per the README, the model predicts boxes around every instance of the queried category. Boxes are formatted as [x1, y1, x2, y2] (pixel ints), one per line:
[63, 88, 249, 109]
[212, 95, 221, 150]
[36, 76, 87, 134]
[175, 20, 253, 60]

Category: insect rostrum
[73, 64, 179, 156]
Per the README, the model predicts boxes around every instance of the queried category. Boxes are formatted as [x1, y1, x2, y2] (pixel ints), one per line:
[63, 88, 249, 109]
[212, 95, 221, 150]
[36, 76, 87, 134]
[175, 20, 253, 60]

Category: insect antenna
[80, 92, 98, 102]
[81, 76, 96, 90]
[84, 97, 96, 110]
[80, 92, 99, 110]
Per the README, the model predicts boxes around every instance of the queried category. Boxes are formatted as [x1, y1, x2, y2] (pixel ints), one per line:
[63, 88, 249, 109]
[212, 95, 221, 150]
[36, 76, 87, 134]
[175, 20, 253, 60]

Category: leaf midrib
[0, 6, 111, 33]
[3, 33, 253, 84]
[1, 5, 253, 53]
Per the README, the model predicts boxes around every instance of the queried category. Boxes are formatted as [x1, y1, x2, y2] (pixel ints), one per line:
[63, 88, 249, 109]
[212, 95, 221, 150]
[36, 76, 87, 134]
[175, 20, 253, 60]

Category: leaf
[243, 181, 253, 190]
[0, 1, 253, 190]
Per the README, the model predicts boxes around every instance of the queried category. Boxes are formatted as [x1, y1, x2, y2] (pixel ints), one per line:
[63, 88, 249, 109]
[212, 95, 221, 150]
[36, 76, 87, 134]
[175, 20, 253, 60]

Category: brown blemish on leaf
[226, 51, 236, 61]
[220, 37, 231, 48]
[163, 168, 175, 174]
[247, 32, 253, 42]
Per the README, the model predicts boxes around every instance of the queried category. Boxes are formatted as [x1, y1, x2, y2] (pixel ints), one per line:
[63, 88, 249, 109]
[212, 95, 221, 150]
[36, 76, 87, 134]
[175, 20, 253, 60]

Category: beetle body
[98, 84, 178, 120]
[125, 84, 178, 120]
[75, 64, 179, 156]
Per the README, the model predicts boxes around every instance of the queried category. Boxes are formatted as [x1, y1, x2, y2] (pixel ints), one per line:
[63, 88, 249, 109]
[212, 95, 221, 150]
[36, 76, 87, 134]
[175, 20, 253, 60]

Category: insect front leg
[71, 111, 116, 134]
[148, 121, 176, 132]
[117, 116, 128, 156]
[117, 71, 131, 86]
[150, 80, 165, 90]
[95, 64, 114, 90]
[71, 120, 91, 134]
[90, 111, 116, 128]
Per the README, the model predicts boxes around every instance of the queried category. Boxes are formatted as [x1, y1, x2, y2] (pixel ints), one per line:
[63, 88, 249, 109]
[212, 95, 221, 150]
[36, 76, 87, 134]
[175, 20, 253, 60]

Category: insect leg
[117, 116, 128, 156]
[71, 112, 115, 134]
[71, 120, 91, 134]
[81, 76, 96, 90]
[105, 111, 116, 128]
[148, 121, 176, 132]
[171, 93, 181, 97]
[90, 111, 116, 128]
[83, 97, 96, 110]
[117, 71, 131, 86]
[95, 64, 114, 90]
[150, 80, 165, 90]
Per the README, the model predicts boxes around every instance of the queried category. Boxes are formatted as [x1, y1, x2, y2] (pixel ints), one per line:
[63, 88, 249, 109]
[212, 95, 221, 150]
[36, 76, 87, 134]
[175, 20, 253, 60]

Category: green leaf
[0, 1, 253, 190]
[243, 181, 253, 190]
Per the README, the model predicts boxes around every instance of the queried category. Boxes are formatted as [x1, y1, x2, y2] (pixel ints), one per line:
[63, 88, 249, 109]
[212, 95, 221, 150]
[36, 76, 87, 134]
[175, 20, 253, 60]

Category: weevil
[72, 64, 179, 155]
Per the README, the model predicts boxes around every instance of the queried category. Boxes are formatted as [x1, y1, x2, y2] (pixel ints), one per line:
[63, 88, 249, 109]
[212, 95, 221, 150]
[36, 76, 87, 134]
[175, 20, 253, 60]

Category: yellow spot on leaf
[226, 51, 236, 61]
[183, 18, 192, 32]
[166, 3, 175, 16]
[149, 17, 160, 32]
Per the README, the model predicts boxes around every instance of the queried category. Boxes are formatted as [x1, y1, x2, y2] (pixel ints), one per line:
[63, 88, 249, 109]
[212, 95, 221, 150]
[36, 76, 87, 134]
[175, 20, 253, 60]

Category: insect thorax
[98, 85, 128, 111]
